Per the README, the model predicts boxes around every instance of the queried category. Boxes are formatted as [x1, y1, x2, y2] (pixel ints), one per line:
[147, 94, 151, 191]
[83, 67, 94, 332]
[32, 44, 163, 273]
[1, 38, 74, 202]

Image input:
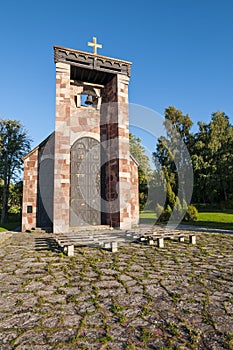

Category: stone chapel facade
[22, 43, 139, 233]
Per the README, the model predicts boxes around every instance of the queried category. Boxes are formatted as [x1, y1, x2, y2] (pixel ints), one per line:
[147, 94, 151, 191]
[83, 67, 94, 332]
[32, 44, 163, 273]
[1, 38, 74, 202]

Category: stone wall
[22, 148, 39, 231]
[101, 76, 120, 227]
[53, 63, 71, 233]
[22, 134, 55, 232]
[130, 157, 139, 226]
[117, 74, 134, 229]
[36, 134, 55, 229]
[101, 74, 139, 229]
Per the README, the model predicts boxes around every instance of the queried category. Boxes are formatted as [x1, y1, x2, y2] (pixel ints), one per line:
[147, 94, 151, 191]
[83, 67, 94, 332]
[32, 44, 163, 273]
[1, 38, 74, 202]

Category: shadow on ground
[34, 237, 61, 253]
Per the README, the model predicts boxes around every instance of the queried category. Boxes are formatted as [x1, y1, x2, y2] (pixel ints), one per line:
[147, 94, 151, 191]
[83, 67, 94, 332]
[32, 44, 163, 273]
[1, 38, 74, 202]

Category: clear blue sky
[0, 0, 232, 150]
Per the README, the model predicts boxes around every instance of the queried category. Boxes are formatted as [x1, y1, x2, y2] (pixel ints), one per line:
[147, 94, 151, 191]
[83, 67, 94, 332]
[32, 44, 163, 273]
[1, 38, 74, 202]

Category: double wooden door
[70, 137, 104, 226]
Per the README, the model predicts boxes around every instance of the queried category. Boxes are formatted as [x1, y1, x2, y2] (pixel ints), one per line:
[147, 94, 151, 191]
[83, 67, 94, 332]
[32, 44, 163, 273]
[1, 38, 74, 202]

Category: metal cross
[88, 36, 102, 55]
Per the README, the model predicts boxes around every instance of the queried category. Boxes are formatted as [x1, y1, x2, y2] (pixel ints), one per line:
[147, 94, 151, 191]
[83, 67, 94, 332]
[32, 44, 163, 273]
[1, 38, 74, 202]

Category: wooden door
[70, 137, 102, 226]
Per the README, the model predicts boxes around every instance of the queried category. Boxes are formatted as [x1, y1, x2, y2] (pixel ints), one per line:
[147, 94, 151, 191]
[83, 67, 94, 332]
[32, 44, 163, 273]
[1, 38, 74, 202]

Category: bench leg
[157, 237, 164, 248]
[63, 245, 74, 256]
[179, 236, 185, 242]
[148, 239, 154, 245]
[104, 242, 111, 249]
[103, 242, 118, 252]
[111, 242, 118, 252]
[189, 235, 196, 244]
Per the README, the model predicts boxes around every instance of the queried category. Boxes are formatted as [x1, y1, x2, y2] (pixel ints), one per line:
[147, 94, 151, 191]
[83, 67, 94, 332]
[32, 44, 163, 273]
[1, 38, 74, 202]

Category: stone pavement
[0, 230, 232, 349]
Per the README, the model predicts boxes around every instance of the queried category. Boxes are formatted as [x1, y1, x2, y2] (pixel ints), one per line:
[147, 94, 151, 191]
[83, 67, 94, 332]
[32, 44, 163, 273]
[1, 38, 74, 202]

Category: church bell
[85, 95, 93, 105]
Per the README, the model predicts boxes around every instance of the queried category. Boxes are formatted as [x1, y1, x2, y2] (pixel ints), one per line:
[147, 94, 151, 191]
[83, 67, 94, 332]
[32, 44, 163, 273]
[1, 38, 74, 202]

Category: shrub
[8, 206, 21, 215]
[183, 205, 198, 222]
[156, 204, 172, 223]
[173, 197, 182, 218]
[166, 183, 176, 209]
[155, 203, 164, 219]
[155, 200, 198, 224]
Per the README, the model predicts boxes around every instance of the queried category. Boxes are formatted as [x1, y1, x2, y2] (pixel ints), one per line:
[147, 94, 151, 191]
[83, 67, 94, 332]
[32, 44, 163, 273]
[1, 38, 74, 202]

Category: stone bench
[54, 238, 74, 256]
[103, 241, 118, 252]
[54, 237, 118, 255]
[137, 233, 196, 248]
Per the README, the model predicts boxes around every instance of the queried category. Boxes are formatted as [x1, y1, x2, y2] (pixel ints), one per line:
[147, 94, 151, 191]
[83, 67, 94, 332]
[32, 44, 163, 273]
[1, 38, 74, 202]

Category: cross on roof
[88, 36, 102, 55]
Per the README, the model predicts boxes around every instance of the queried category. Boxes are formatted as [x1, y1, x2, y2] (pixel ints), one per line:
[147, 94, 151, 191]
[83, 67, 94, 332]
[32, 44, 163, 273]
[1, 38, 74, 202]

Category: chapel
[22, 38, 139, 233]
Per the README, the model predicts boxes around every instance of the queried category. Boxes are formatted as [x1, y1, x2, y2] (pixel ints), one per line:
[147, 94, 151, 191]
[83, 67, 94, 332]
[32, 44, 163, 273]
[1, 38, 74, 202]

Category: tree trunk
[1, 178, 9, 224]
[222, 185, 228, 202]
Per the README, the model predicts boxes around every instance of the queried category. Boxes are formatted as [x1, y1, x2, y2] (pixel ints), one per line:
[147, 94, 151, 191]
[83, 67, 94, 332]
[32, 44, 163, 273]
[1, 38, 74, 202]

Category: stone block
[63, 245, 74, 256]
[148, 239, 154, 245]
[104, 242, 111, 249]
[157, 237, 164, 248]
[111, 242, 118, 252]
[189, 235, 196, 244]
[126, 233, 132, 237]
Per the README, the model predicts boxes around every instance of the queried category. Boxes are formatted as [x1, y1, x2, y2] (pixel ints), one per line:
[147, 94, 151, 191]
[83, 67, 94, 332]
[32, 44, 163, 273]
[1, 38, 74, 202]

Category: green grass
[140, 209, 233, 230]
[139, 210, 157, 225]
[186, 210, 233, 230]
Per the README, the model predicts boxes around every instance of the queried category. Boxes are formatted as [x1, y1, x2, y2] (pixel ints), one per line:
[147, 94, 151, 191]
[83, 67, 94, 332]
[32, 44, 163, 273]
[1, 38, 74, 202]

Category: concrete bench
[54, 237, 118, 254]
[103, 241, 118, 252]
[137, 233, 196, 248]
[54, 238, 74, 256]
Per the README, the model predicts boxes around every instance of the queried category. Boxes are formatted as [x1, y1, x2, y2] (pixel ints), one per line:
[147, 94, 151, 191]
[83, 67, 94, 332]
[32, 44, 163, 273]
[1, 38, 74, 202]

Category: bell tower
[52, 38, 139, 233]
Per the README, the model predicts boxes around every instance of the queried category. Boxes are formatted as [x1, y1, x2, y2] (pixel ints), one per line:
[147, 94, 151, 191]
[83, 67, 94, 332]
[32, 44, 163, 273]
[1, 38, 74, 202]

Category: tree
[153, 106, 233, 211]
[153, 106, 193, 203]
[191, 112, 233, 204]
[8, 181, 23, 213]
[190, 121, 211, 203]
[152, 106, 197, 223]
[208, 112, 233, 202]
[0, 119, 31, 223]
[129, 133, 152, 210]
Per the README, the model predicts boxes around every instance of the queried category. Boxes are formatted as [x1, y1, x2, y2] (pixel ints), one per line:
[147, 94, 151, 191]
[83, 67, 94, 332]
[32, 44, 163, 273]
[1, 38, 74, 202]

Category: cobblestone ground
[0, 232, 232, 350]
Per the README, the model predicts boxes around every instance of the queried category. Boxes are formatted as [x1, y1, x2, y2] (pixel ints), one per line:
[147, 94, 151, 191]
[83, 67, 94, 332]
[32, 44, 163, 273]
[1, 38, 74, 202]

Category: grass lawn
[140, 209, 233, 230]
[139, 210, 157, 225]
[187, 209, 233, 230]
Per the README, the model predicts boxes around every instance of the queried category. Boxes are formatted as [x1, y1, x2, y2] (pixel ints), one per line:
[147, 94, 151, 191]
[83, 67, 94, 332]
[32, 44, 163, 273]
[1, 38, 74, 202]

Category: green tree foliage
[153, 106, 193, 203]
[145, 168, 166, 211]
[154, 106, 233, 214]
[129, 133, 152, 210]
[153, 106, 196, 222]
[191, 112, 233, 205]
[0, 119, 31, 223]
[8, 181, 23, 213]
[183, 204, 198, 222]
[166, 182, 176, 209]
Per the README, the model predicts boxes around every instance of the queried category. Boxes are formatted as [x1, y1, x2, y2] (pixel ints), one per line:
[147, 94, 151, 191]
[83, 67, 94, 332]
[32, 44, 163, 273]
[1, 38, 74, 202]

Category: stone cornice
[54, 46, 131, 77]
